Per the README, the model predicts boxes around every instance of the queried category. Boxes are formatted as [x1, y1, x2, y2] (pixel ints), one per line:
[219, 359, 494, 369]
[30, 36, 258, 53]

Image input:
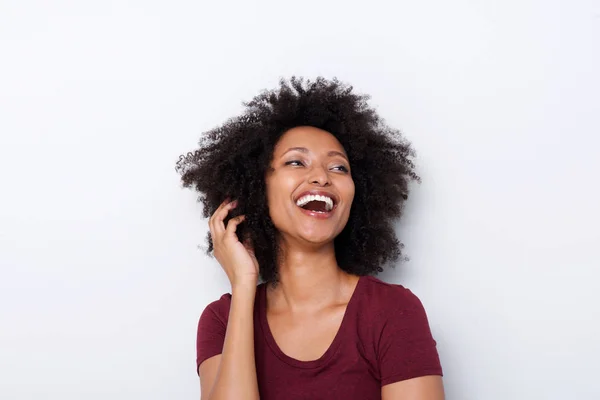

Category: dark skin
[199, 126, 444, 399]
[177, 77, 423, 285]
[264, 126, 359, 362]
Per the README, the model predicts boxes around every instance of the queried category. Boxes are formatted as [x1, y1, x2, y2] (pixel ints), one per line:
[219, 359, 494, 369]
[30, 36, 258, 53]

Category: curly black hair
[176, 76, 421, 284]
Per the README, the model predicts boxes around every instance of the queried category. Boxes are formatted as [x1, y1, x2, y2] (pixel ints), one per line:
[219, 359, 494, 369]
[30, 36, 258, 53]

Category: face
[265, 126, 355, 246]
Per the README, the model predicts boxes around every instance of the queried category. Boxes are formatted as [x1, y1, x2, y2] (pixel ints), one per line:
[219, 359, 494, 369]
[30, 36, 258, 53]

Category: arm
[199, 198, 261, 400]
[382, 375, 444, 400]
[199, 283, 259, 400]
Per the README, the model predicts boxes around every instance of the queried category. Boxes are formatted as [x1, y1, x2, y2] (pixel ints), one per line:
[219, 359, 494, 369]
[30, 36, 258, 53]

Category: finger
[209, 198, 227, 226]
[211, 199, 237, 236]
[209, 198, 231, 225]
[225, 214, 246, 237]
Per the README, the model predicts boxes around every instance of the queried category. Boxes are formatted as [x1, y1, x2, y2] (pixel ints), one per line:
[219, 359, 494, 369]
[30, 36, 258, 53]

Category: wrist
[231, 279, 258, 294]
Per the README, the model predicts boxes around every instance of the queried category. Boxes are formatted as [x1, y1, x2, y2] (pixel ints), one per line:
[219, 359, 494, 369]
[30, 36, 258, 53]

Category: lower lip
[296, 204, 337, 219]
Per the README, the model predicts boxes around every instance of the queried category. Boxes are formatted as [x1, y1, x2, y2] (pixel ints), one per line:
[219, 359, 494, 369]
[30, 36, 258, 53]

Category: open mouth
[294, 193, 337, 215]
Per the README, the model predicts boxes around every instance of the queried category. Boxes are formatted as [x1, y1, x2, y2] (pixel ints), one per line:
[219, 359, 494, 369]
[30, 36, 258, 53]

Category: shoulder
[204, 292, 232, 318]
[195, 292, 233, 372]
[199, 282, 264, 325]
[360, 275, 426, 315]
[359, 277, 443, 383]
[357, 276, 434, 341]
[197, 292, 233, 334]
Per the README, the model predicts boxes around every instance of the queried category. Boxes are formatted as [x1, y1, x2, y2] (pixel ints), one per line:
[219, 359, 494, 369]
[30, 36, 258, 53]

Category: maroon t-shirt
[196, 275, 442, 399]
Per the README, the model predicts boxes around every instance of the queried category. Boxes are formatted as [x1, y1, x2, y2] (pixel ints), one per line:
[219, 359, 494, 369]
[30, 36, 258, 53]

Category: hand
[209, 199, 259, 288]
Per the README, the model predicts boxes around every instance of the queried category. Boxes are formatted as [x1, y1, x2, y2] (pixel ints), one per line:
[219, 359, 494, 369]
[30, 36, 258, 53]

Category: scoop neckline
[258, 275, 364, 369]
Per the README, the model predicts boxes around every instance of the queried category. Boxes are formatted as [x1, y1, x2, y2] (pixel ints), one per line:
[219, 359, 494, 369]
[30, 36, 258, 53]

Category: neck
[268, 240, 352, 313]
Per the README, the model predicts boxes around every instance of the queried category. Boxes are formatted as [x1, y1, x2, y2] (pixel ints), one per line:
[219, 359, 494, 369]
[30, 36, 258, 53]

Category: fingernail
[230, 200, 238, 207]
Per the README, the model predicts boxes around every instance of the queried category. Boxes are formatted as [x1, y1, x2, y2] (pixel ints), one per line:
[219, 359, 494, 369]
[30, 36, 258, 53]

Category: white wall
[1, 1, 598, 399]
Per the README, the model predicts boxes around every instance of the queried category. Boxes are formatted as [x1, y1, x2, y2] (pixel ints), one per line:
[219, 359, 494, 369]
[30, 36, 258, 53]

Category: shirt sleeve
[196, 294, 231, 374]
[378, 288, 443, 386]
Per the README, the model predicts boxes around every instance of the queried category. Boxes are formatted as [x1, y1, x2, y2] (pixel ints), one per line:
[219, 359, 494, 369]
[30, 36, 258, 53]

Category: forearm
[208, 283, 259, 400]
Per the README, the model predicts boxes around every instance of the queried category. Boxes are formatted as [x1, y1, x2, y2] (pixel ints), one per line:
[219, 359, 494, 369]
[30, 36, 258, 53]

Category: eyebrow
[281, 147, 349, 161]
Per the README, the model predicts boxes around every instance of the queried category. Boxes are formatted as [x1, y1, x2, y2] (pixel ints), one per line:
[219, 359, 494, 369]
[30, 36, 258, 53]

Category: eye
[285, 160, 304, 167]
[331, 165, 349, 173]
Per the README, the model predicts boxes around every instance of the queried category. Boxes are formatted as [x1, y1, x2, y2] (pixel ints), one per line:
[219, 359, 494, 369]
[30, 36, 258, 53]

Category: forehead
[274, 126, 347, 156]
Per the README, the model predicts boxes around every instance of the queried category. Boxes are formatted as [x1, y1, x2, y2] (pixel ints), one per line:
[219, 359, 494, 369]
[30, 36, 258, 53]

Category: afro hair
[176, 76, 421, 284]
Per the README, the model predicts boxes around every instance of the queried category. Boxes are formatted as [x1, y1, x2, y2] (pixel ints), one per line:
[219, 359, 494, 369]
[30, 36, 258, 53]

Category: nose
[308, 165, 330, 186]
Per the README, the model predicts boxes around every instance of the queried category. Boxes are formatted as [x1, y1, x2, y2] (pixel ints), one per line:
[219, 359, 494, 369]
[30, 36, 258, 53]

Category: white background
[1, 1, 599, 399]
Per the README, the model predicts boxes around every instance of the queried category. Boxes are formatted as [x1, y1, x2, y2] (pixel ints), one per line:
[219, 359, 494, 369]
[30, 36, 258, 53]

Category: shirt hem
[380, 368, 443, 386]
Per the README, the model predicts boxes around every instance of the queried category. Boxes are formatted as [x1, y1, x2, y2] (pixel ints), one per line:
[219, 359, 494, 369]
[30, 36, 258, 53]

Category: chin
[297, 230, 338, 245]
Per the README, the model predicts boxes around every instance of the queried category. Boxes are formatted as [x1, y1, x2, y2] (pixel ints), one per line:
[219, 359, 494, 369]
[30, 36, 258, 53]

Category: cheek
[266, 178, 287, 203]
[265, 177, 293, 222]
[344, 181, 356, 203]
[268, 174, 298, 201]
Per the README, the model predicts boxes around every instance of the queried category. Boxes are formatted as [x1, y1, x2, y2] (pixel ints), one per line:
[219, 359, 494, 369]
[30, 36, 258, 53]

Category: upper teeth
[295, 194, 334, 211]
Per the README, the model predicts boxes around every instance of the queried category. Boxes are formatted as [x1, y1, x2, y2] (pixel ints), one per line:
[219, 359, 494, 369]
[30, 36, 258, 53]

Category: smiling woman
[266, 127, 355, 240]
[176, 77, 444, 400]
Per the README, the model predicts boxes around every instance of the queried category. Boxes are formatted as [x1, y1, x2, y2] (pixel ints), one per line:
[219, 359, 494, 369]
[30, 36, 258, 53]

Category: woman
[176, 77, 444, 399]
